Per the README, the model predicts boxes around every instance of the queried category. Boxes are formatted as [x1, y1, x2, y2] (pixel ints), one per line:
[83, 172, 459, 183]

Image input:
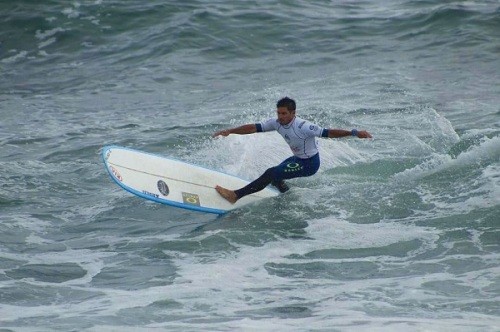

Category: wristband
[351, 129, 359, 136]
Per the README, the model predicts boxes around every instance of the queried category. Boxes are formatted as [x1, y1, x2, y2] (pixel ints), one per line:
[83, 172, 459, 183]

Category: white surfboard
[102, 146, 279, 214]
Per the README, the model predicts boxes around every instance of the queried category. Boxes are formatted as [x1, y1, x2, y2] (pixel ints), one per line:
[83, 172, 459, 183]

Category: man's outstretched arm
[325, 129, 372, 139]
[213, 124, 258, 137]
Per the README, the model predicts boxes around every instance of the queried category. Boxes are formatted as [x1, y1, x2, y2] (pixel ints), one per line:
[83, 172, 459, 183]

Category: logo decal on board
[109, 166, 123, 181]
[157, 180, 169, 196]
[182, 192, 200, 206]
[142, 190, 159, 198]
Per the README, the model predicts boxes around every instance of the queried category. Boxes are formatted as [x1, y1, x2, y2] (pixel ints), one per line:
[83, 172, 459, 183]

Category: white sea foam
[453, 135, 500, 166]
[463, 163, 500, 208]
[62, 4, 81, 18]
[1, 50, 28, 64]
[156, 218, 440, 315]
[35, 27, 65, 41]
[35, 27, 65, 49]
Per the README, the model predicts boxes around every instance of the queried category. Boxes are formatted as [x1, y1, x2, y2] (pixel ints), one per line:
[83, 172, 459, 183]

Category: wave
[1, 1, 498, 97]
[393, 134, 500, 181]
[2, 1, 498, 61]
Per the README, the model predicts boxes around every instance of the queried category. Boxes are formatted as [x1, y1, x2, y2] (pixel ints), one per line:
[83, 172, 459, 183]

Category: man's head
[277, 97, 296, 111]
[276, 97, 296, 125]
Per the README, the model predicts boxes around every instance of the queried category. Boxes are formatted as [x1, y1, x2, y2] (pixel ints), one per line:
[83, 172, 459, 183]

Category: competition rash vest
[256, 116, 329, 159]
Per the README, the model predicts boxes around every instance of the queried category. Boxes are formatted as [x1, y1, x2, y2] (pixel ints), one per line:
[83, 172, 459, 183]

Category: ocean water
[1, 0, 499, 331]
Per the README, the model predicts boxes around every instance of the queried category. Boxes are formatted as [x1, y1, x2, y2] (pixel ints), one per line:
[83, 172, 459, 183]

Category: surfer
[213, 97, 372, 204]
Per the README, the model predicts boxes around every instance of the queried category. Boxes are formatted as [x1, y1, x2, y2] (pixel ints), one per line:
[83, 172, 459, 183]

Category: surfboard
[102, 146, 279, 214]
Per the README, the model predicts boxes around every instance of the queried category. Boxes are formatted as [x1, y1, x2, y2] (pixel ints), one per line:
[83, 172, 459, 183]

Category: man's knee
[271, 180, 289, 193]
[263, 167, 276, 180]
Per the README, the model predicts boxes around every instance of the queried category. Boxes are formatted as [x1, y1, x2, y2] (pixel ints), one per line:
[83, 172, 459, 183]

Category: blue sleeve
[321, 129, 329, 137]
[256, 123, 263, 132]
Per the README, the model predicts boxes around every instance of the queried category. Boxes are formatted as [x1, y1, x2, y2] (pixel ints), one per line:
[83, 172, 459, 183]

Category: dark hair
[276, 97, 296, 111]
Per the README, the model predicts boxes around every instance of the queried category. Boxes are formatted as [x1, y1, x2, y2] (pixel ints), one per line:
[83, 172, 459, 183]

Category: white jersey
[258, 116, 326, 159]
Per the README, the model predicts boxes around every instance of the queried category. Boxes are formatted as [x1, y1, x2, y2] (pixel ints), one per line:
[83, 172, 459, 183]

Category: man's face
[277, 107, 295, 125]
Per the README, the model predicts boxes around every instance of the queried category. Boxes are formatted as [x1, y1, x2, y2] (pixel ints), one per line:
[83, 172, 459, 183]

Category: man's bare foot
[215, 185, 238, 204]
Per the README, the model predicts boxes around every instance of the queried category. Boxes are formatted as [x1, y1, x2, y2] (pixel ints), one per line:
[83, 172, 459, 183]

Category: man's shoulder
[295, 117, 318, 128]
[295, 117, 322, 135]
[260, 117, 279, 131]
[296, 117, 308, 128]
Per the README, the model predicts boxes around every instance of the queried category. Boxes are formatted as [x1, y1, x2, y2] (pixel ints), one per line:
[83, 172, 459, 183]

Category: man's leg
[271, 179, 290, 193]
[216, 164, 283, 204]
[233, 167, 276, 199]
[215, 167, 277, 204]
[216, 154, 319, 203]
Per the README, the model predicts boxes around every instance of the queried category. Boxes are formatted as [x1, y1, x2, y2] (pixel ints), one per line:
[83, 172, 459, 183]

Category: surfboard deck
[102, 146, 279, 214]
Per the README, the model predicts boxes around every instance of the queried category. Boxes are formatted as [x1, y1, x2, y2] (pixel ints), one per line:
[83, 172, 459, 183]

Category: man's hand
[212, 129, 231, 138]
[356, 130, 372, 139]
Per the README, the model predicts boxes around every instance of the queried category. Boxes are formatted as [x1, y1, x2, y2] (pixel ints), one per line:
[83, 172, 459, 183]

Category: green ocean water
[1, 1, 499, 331]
